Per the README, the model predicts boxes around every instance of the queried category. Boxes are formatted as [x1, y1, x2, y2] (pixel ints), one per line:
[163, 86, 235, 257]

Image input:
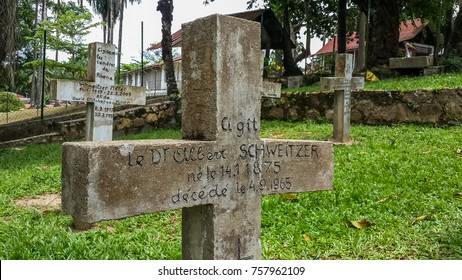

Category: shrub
[0, 92, 24, 112]
[305, 70, 331, 85]
[441, 55, 462, 73]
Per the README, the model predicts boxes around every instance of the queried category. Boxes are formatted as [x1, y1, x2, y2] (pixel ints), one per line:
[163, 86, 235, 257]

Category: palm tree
[116, 0, 126, 84]
[445, 0, 462, 57]
[87, 0, 121, 43]
[157, 0, 179, 95]
[0, 0, 18, 89]
[87, 0, 142, 84]
[116, 0, 141, 84]
[31, 0, 47, 107]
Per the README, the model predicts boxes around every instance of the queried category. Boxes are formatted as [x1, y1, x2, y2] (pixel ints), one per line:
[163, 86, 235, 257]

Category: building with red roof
[312, 19, 436, 72]
[124, 9, 295, 94]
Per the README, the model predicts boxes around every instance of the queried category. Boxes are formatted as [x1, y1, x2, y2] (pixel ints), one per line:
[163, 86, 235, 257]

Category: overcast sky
[83, 0, 321, 64]
[85, 0, 266, 63]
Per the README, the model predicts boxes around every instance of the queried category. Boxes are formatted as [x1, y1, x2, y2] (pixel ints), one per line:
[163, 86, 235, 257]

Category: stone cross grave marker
[261, 81, 282, 98]
[260, 52, 282, 98]
[320, 54, 364, 143]
[61, 14, 334, 260]
[51, 42, 146, 141]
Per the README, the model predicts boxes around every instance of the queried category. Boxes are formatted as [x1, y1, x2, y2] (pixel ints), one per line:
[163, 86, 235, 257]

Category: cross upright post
[320, 53, 364, 143]
[61, 15, 334, 260]
[51, 43, 147, 141]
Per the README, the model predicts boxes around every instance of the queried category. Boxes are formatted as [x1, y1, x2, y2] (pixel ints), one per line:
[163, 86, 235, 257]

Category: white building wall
[122, 60, 183, 97]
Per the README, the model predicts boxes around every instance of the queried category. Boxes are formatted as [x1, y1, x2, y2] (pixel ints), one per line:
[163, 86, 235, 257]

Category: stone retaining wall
[60, 100, 179, 140]
[262, 88, 462, 125]
[0, 111, 84, 142]
[2, 89, 461, 148]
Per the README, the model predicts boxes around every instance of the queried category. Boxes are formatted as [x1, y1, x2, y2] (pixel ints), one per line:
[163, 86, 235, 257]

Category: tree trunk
[34, 0, 47, 107]
[441, 3, 454, 53]
[116, 0, 125, 84]
[157, 0, 178, 95]
[338, 0, 347, 53]
[368, 0, 401, 67]
[30, 0, 40, 106]
[54, 0, 61, 78]
[35, 0, 47, 107]
[445, 6, 462, 57]
[294, 0, 311, 64]
[0, 0, 18, 90]
[304, 0, 311, 58]
[107, 0, 113, 43]
[281, 3, 303, 76]
[103, 22, 107, 43]
[352, 0, 402, 68]
[356, 11, 366, 72]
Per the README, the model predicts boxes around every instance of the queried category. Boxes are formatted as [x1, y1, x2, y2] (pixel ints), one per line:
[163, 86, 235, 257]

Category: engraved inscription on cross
[51, 43, 146, 141]
[61, 15, 333, 260]
[320, 54, 364, 143]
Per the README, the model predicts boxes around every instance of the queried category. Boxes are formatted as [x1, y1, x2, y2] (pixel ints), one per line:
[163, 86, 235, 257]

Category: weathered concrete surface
[62, 139, 334, 222]
[60, 100, 178, 141]
[262, 81, 282, 98]
[320, 54, 363, 143]
[389, 56, 433, 69]
[262, 88, 462, 125]
[181, 14, 263, 142]
[62, 138, 333, 259]
[320, 77, 364, 91]
[51, 43, 147, 141]
[61, 14, 333, 260]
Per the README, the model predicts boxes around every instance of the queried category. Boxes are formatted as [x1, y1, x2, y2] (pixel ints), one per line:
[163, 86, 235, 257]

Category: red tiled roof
[314, 32, 360, 55]
[148, 9, 295, 50]
[148, 10, 269, 50]
[314, 19, 428, 56]
[148, 29, 183, 50]
[399, 18, 427, 42]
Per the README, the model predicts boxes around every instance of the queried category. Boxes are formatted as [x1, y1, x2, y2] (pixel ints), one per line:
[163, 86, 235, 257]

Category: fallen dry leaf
[453, 192, 462, 197]
[302, 233, 312, 241]
[377, 196, 391, 204]
[282, 194, 300, 202]
[271, 133, 286, 138]
[377, 192, 402, 204]
[412, 215, 428, 225]
[346, 218, 374, 229]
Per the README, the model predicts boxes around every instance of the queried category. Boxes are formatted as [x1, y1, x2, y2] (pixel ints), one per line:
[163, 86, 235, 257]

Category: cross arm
[62, 139, 218, 223]
[62, 138, 333, 224]
[50, 79, 146, 105]
[320, 76, 365, 91]
[259, 138, 333, 196]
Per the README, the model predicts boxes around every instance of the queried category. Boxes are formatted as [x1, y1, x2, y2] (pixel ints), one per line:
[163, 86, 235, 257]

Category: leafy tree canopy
[25, 1, 99, 81]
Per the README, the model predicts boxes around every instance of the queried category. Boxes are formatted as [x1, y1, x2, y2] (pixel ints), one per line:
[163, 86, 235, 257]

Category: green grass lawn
[287, 72, 462, 93]
[0, 121, 461, 259]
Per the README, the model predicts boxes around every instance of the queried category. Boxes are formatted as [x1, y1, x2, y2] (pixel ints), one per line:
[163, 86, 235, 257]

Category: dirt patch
[14, 193, 61, 212]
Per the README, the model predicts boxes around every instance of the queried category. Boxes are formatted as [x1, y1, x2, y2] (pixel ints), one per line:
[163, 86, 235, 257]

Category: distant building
[311, 19, 436, 72]
[123, 57, 182, 96]
[122, 9, 295, 94]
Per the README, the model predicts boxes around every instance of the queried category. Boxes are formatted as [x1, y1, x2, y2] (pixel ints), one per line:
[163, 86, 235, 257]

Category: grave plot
[320, 54, 364, 143]
[61, 14, 334, 260]
[51, 43, 147, 141]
